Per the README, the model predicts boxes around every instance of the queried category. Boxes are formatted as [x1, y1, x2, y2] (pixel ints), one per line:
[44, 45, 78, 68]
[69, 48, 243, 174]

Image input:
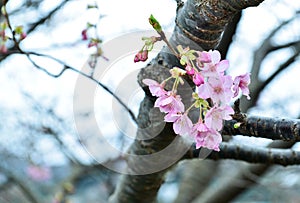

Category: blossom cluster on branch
[136, 15, 251, 151]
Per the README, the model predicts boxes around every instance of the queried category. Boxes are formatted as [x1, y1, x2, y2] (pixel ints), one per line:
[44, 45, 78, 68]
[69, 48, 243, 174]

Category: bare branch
[260, 49, 300, 91]
[186, 142, 300, 166]
[241, 13, 300, 111]
[26, 0, 71, 34]
[223, 115, 300, 141]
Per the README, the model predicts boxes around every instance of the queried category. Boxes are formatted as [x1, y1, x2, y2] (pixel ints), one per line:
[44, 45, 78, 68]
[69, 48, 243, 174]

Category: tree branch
[223, 115, 300, 141]
[186, 142, 300, 166]
[217, 11, 242, 59]
[260, 49, 300, 91]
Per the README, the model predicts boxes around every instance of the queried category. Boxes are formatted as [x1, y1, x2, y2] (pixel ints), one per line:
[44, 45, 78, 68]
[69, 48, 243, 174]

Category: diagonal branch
[26, 0, 71, 34]
[260, 49, 300, 91]
[25, 51, 138, 124]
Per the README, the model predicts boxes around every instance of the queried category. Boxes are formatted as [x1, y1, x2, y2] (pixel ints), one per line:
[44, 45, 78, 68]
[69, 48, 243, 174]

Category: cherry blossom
[195, 127, 222, 151]
[198, 75, 234, 104]
[142, 79, 167, 97]
[191, 122, 221, 151]
[196, 51, 212, 64]
[154, 92, 184, 113]
[173, 114, 193, 135]
[205, 105, 234, 131]
[164, 112, 182, 122]
[233, 73, 251, 99]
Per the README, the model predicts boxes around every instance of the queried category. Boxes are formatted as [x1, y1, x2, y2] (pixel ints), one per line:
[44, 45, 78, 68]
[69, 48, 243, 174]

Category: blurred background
[0, 0, 300, 202]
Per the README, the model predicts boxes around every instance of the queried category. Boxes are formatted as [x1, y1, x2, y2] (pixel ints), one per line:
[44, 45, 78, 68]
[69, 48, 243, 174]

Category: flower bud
[81, 29, 88, 40]
[140, 50, 148, 62]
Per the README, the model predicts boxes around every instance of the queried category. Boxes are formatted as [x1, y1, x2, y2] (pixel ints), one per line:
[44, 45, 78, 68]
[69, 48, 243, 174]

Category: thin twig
[2, 2, 137, 124]
[26, 51, 138, 124]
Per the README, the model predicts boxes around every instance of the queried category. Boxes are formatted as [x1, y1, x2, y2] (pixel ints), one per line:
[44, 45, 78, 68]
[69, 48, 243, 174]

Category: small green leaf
[149, 14, 162, 32]
[14, 26, 23, 35]
[234, 122, 241, 129]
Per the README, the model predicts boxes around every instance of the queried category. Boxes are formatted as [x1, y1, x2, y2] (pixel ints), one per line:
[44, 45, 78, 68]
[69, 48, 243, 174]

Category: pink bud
[88, 41, 97, 48]
[81, 29, 88, 40]
[0, 44, 7, 53]
[134, 50, 148, 63]
[0, 30, 5, 39]
[134, 52, 142, 63]
[140, 50, 148, 62]
[185, 64, 195, 75]
[193, 72, 204, 86]
[20, 32, 27, 40]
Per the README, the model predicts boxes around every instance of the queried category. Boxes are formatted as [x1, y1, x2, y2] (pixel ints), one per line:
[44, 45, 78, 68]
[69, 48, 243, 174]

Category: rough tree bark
[109, 0, 265, 202]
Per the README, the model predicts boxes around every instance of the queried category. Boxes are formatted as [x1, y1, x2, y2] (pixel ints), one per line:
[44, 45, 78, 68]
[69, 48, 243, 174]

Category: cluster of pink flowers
[142, 49, 250, 151]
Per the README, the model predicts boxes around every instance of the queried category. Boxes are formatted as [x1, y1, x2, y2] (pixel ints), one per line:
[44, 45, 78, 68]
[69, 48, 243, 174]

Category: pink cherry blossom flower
[216, 59, 229, 73]
[198, 75, 234, 104]
[143, 79, 167, 97]
[197, 50, 220, 65]
[200, 59, 229, 78]
[195, 128, 222, 151]
[26, 165, 52, 182]
[193, 122, 222, 151]
[197, 51, 212, 64]
[164, 112, 181, 122]
[205, 105, 234, 131]
[173, 114, 193, 135]
[209, 50, 221, 64]
[154, 92, 185, 113]
[193, 72, 204, 86]
[233, 73, 251, 100]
